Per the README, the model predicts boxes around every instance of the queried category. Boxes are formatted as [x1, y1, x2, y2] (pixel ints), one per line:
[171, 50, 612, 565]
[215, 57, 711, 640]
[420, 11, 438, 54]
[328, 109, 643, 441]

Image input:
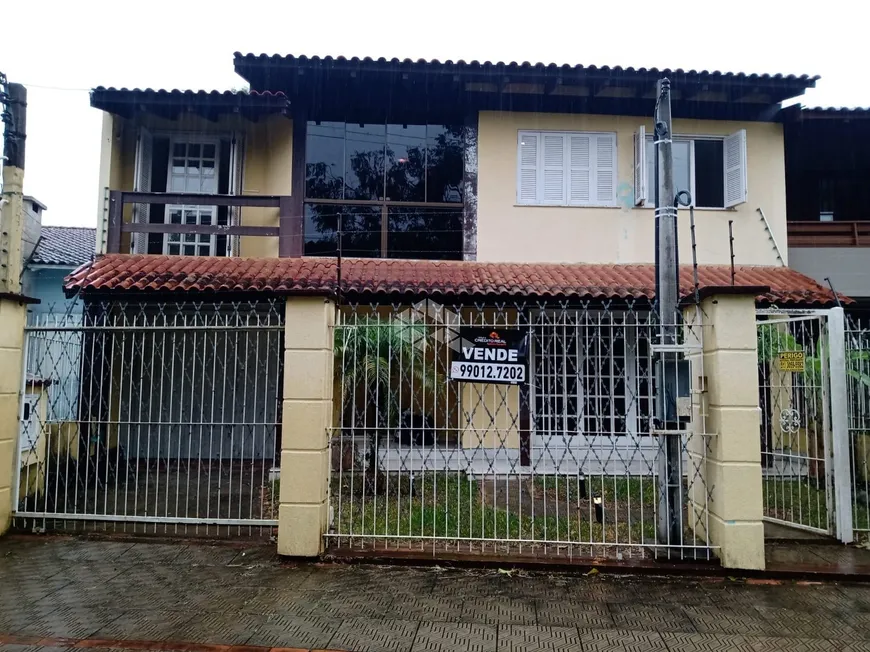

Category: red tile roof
[64, 255, 846, 306]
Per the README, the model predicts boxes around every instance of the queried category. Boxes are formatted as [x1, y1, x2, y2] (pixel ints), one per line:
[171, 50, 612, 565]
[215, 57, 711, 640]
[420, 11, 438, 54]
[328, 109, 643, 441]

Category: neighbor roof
[31, 226, 96, 267]
[64, 255, 845, 306]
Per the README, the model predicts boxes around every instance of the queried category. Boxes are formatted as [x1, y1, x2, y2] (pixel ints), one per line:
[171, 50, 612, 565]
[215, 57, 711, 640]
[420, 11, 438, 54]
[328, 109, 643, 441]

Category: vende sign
[450, 327, 527, 385]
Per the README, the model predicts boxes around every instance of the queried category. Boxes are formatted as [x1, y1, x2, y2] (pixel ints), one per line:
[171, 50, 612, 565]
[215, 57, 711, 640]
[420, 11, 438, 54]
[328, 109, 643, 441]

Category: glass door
[165, 138, 219, 256]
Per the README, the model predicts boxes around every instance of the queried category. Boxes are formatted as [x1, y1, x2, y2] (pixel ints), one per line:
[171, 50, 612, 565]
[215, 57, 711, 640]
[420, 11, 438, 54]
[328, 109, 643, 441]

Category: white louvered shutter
[132, 127, 153, 254]
[634, 126, 647, 206]
[568, 134, 591, 205]
[723, 129, 748, 207]
[594, 134, 616, 205]
[517, 132, 539, 204]
[542, 134, 566, 204]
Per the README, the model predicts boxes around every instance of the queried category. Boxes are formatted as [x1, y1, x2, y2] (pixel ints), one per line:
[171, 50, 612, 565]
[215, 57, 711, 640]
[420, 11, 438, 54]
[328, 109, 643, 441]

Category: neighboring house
[784, 107, 870, 316]
[20, 213, 96, 432]
[22, 224, 96, 313]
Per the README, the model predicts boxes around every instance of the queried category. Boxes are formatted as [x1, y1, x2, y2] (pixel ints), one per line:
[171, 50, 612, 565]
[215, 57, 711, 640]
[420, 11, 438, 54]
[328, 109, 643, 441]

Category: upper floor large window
[304, 121, 464, 259]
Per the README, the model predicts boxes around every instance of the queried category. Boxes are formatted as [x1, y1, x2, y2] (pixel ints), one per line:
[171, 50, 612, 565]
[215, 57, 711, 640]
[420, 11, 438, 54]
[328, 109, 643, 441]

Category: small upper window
[635, 129, 747, 209]
[517, 131, 617, 207]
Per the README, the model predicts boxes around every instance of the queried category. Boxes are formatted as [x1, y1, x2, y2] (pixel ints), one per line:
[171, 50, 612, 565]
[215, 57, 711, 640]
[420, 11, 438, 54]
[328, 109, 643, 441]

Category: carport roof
[64, 255, 846, 306]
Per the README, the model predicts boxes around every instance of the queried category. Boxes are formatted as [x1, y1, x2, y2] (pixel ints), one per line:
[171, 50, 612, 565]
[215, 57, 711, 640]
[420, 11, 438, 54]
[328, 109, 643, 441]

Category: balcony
[787, 221, 870, 247]
[106, 191, 299, 256]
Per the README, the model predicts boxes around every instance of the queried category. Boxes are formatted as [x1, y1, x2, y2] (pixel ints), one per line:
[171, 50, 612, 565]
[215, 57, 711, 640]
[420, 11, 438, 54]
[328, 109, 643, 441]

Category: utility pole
[0, 77, 27, 294]
[654, 78, 683, 550]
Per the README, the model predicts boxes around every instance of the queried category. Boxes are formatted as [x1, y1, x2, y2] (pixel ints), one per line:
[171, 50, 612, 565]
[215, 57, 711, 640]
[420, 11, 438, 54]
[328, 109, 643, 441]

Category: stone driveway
[2, 536, 870, 651]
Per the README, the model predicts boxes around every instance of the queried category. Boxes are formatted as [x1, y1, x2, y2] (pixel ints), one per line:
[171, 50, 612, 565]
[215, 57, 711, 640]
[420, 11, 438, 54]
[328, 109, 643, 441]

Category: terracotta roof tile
[64, 255, 847, 306]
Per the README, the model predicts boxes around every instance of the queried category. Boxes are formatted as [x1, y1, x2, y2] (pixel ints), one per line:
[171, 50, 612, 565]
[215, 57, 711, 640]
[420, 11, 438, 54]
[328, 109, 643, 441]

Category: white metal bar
[828, 307, 854, 543]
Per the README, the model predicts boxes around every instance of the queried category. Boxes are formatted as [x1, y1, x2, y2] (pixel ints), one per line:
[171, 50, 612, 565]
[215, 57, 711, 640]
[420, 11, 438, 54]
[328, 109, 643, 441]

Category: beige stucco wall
[477, 111, 787, 266]
[99, 112, 293, 257]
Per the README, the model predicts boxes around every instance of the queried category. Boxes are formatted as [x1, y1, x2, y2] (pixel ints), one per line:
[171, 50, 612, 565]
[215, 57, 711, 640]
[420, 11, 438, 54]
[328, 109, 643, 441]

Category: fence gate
[757, 308, 852, 540]
[13, 299, 284, 538]
[846, 316, 870, 542]
[327, 299, 712, 562]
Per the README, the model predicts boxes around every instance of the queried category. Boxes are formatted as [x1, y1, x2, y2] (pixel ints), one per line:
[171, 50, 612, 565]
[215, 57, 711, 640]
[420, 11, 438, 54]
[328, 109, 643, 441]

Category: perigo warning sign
[778, 351, 805, 372]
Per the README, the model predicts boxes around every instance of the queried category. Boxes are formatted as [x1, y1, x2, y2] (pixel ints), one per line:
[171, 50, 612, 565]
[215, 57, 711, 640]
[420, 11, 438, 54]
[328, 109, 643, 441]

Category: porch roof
[90, 88, 290, 119]
[64, 255, 847, 306]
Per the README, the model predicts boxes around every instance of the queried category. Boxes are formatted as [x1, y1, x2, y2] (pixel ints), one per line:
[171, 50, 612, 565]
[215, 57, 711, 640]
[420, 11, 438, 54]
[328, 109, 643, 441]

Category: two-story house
[89, 55, 821, 268]
[33, 53, 842, 548]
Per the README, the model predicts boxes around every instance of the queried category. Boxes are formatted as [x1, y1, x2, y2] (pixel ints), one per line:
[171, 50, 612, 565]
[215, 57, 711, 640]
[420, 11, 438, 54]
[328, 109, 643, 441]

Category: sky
[1, 0, 867, 228]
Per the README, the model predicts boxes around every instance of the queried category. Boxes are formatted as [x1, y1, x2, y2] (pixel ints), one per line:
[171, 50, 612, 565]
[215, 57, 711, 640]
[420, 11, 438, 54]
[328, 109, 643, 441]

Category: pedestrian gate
[757, 308, 852, 541]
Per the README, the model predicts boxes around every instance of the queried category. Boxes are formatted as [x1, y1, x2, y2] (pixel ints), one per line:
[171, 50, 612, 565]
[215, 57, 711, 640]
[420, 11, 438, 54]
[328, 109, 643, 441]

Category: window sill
[513, 204, 620, 209]
[636, 205, 735, 211]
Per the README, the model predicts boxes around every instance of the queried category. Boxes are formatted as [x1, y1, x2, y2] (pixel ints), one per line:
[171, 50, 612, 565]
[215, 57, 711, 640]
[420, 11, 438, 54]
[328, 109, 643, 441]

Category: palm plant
[334, 315, 442, 489]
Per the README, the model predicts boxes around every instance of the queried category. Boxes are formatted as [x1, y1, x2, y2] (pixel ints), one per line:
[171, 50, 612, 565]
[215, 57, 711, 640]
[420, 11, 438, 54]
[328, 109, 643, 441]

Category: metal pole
[1, 81, 27, 294]
[654, 78, 682, 550]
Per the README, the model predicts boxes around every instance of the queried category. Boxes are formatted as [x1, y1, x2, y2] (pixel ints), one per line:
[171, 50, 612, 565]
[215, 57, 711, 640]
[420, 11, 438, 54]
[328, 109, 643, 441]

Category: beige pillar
[0, 164, 28, 534]
[686, 292, 765, 570]
[278, 296, 334, 556]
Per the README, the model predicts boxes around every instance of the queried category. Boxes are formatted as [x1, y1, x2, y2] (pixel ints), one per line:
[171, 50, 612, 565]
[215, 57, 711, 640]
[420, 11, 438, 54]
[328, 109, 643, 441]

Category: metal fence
[326, 299, 711, 561]
[757, 312, 832, 535]
[14, 299, 284, 538]
[847, 316, 870, 539]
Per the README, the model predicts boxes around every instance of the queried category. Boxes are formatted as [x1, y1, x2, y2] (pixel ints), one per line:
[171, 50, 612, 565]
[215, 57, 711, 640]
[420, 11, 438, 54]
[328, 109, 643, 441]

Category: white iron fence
[326, 299, 711, 561]
[14, 299, 284, 537]
[846, 315, 870, 539]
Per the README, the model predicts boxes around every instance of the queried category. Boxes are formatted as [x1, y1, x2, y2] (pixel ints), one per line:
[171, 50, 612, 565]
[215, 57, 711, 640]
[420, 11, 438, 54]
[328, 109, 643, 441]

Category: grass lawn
[763, 478, 870, 532]
[330, 473, 709, 549]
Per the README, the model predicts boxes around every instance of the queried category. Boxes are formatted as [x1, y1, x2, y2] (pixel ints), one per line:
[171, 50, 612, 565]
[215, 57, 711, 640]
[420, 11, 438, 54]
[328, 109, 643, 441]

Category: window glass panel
[694, 139, 725, 208]
[172, 159, 186, 175]
[426, 125, 463, 203]
[202, 144, 216, 159]
[187, 159, 199, 174]
[188, 144, 200, 158]
[345, 124, 386, 200]
[173, 143, 186, 158]
[646, 138, 691, 203]
[387, 208, 463, 260]
[306, 122, 346, 199]
[673, 140, 691, 197]
[304, 204, 381, 257]
[385, 124, 426, 201]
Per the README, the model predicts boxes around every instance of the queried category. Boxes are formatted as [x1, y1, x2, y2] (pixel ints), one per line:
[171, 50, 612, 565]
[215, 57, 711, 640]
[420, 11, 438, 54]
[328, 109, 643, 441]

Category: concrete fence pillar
[686, 292, 765, 570]
[0, 299, 27, 535]
[278, 296, 334, 556]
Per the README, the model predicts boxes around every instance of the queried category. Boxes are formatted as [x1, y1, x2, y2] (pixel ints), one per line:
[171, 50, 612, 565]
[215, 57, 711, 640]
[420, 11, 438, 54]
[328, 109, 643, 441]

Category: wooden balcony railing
[787, 221, 870, 247]
[106, 190, 301, 256]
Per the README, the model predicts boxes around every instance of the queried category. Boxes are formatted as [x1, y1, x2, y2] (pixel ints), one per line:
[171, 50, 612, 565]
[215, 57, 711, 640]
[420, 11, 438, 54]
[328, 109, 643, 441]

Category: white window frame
[529, 310, 654, 451]
[642, 132, 746, 210]
[165, 134, 223, 257]
[516, 130, 618, 208]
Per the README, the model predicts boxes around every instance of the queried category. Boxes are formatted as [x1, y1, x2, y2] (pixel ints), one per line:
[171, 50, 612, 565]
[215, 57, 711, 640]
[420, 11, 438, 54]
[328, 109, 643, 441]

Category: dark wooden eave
[233, 53, 819, 122]
[90, 87, 291, 121]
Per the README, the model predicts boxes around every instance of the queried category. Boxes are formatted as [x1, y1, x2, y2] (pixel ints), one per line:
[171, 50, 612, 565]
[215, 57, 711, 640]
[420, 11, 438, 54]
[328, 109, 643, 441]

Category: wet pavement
[3, 536, 870, 651]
